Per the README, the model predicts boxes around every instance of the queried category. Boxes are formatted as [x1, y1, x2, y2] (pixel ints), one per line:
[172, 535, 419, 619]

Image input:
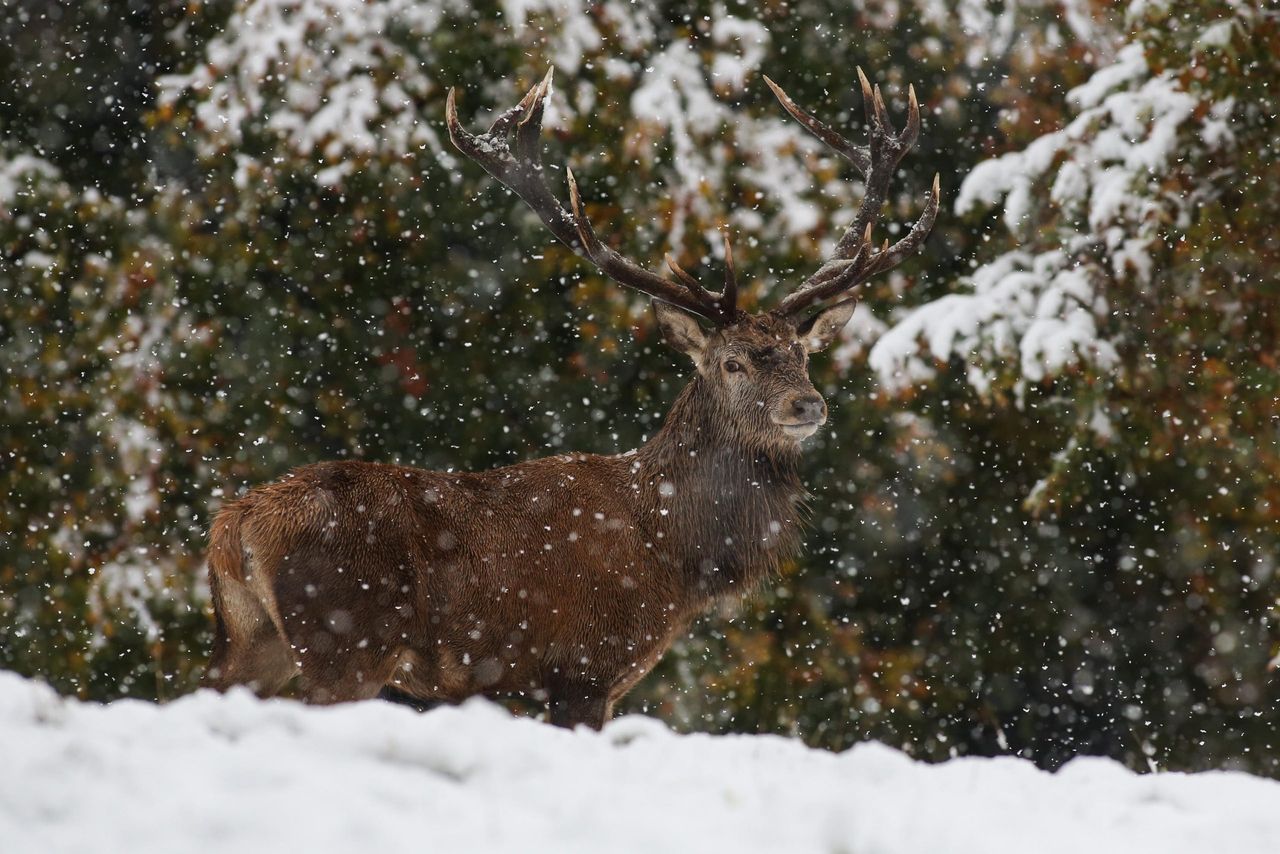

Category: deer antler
[446, 69, 740, 324]
[765, 69, 939, 320]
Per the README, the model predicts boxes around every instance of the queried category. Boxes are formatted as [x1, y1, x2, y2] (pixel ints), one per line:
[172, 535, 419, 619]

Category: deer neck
[633, 376, 806, 602]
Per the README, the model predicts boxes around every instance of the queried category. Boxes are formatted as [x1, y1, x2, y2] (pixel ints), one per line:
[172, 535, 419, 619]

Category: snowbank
[2, 671, 1277, 854]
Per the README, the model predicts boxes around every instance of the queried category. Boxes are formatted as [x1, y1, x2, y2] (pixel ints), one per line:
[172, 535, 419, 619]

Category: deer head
[446, 68, 938, 451]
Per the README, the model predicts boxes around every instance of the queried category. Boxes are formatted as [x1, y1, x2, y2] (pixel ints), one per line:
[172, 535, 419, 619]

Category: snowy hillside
[1, 672, 1277, 854]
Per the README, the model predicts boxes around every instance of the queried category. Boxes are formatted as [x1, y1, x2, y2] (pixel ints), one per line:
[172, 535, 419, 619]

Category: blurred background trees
[2, 0, 1277, 773]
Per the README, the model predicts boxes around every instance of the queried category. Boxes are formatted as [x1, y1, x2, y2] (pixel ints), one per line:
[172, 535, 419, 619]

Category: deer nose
[791, 394, 825, 423]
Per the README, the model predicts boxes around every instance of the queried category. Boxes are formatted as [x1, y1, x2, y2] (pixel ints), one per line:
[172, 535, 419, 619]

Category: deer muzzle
[773, 393, 827, 439]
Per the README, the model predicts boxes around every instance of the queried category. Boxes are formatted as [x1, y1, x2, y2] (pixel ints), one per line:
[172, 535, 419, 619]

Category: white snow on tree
[156, 0, 455, 186]
[869, 13, 1242, 401]
[156, 0, 868, 271]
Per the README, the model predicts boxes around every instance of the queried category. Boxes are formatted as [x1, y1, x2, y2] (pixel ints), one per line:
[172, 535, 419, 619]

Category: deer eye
[723, 359, 743, 374]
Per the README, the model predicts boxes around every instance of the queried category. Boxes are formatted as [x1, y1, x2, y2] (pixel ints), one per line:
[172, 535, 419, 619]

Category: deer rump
[205, 456, 792, 727]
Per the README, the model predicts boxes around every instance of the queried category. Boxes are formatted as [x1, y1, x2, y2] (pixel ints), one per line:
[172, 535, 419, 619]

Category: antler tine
[515, 66, 554, 163]
[565, 167, 605, 256]
[448, 72, 731, 323]
[865, 173, 940, 278]
[446, 81, 579, 253]
[902, 84, 921, 150]
[665, 254, 700, 289]
[762, 75, 870, 176]
[485, 71, 546, 137]
[772, 68, 938, 320]
[445, 87, 477, 153]
[665, 253, 721, 306]
[484, 102, 526, 138]
[775, 241, 873, 316]
[721, 232, 738, 316]
[872, 84, 892, 132]
[856, 67, 877, 128]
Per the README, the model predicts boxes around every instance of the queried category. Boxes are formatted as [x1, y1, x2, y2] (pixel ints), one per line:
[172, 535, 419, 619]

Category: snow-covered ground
[2, 671, 1277, 854]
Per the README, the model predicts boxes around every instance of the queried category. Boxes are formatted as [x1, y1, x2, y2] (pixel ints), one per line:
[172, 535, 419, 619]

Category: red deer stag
[204, 68, 938, 728]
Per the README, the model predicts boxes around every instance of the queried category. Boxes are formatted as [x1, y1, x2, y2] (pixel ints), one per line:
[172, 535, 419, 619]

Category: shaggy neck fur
[633, 375, 807, 605]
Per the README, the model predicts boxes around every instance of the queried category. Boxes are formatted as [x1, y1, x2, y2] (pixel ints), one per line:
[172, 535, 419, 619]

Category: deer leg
[546, 678, 613, 729]
[293, 646, 401, 705]
[278, 590, 403, 704]
[204, 574, 297, 697]
[204, 604, 232, 688]
[227, 628, 296, 698]
[271, 543, 415, 705]
[378, 686, 443, 712]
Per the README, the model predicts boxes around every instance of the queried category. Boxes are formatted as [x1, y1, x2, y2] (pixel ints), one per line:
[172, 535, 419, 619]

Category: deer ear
[797, 300, 857, 353]
[654, 301, 708, 361]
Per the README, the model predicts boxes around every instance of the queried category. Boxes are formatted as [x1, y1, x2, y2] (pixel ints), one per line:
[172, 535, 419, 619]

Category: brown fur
[205, 312, 837, 727]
